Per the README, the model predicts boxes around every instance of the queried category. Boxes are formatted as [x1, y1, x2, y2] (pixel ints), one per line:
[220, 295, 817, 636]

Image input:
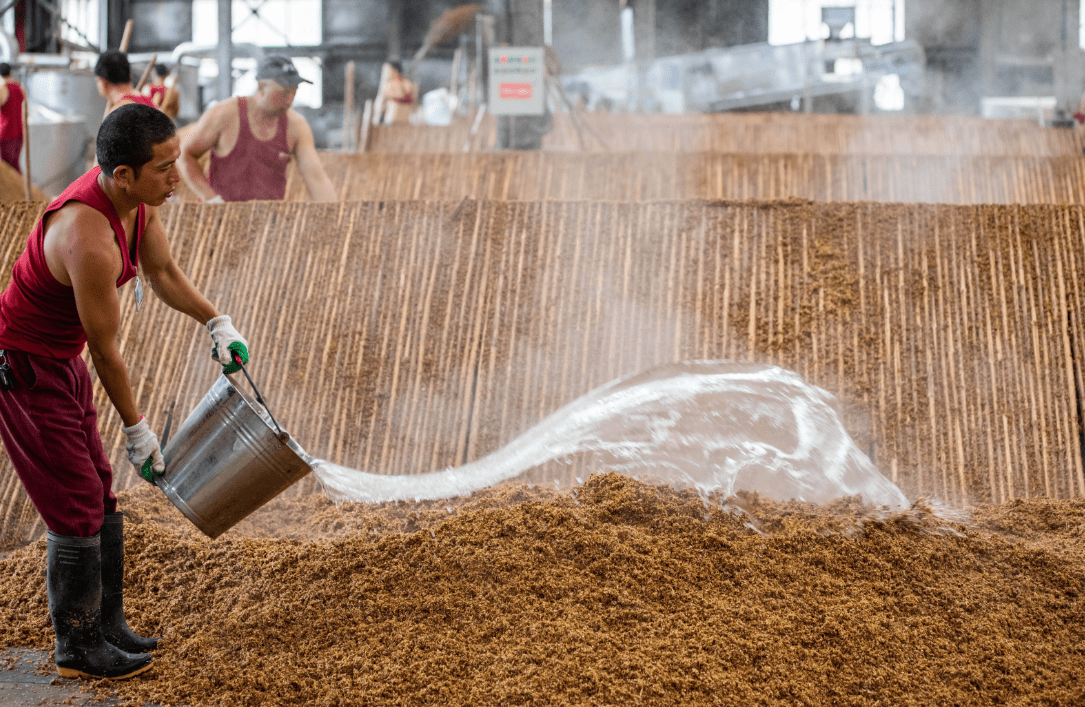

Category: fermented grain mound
[6, 199, 1085, 548]
[1, 473, 1083, 706]
[0, 158, 48, 201]
[366, 111, 1085, 155]
[173, 152, 1085, 204]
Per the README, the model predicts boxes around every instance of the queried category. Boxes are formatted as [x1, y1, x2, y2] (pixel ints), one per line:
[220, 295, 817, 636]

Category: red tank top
[120, 93, 158, 108]
[0, 167, 145, 359]
[0, 81, 25, 141]
[208, 96, 290, 202]
[147, 84, 167, 105]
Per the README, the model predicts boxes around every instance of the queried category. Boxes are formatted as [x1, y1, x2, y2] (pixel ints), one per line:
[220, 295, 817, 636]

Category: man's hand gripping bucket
[154, 353, 312, 539]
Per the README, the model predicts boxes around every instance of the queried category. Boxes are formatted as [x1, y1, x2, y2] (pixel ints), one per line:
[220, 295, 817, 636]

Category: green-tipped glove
[206, 314, 250, 374]
[122, 417, 165, 483]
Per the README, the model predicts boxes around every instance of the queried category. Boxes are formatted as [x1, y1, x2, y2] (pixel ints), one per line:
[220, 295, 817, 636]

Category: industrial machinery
[562, 8, 924, 115]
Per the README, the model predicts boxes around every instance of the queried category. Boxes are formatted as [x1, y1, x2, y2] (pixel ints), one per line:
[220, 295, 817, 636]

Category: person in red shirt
[378, 61, 418, 125]
[0, 63, 26, 173]
[178, 55, 335, 202]
[0, 104, 251, 680]
[94, 51, 157, 114]
[145, 63, 179, 119]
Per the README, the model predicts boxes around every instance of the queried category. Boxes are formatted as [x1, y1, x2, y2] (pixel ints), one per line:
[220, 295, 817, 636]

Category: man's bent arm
[69, 235, 141, 427]
[178, 106, 225, 202]
[139, 208, 219, 323]
[292, 116, 337, 202]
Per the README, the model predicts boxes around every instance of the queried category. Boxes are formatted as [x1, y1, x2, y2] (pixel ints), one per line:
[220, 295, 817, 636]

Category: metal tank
[26, 69, 107, 139]
[26, 101, 90, 198]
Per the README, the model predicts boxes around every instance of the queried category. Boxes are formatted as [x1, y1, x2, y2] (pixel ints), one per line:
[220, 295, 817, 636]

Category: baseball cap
[255, 55, 311, 87]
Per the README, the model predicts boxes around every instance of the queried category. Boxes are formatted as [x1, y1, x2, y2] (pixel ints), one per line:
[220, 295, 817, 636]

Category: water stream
[305, 361, 909, 508]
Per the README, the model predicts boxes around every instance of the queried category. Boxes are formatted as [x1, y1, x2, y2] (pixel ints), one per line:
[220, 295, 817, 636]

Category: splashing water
[306, 361, 908, 508]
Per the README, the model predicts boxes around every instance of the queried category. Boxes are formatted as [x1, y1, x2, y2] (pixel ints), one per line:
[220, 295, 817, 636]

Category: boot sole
[56, 660, 153, 680]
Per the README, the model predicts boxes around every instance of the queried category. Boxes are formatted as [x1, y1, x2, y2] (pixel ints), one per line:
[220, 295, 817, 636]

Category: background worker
[146, 63, 179, 119]
[95, 50, 157, 114]
[178, 55, 335, 203]
[377, 61, 418, 125]
[0, 62, 25, 173]
[0, 104, 251, 680]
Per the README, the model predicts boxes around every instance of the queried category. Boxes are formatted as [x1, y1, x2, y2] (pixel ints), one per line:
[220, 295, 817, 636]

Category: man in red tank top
[145, 63, 179, 119]
[0, 104, 252, 680]
[0, 62, 26, 173]
[95, 50, 158, 114]
[179, 55, 335, 202]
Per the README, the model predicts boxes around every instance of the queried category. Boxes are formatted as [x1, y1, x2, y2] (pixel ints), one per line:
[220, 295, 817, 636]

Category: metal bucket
[157, 374, 312, 539]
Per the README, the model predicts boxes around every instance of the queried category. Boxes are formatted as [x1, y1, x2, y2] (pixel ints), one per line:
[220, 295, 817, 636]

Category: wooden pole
[21, 99, 30, 200]
[343, 61, 355, 152]
[463, 103, 486, 152]
[134, 54, 158, 93]
[357, 99, 372, 153]
[449, 47, 463, 98]
[119, 19, 133, 52]
[373, 62, 390, 126]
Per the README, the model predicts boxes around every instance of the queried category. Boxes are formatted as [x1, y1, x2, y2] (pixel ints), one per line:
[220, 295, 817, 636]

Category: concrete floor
[0, 648, 121, 706]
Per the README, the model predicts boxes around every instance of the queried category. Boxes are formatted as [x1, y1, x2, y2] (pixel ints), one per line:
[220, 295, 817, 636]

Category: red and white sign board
[489, 47, 545, 116]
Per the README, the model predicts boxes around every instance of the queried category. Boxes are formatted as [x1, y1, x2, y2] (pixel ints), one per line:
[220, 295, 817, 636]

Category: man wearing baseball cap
[178, 55, 335, 202]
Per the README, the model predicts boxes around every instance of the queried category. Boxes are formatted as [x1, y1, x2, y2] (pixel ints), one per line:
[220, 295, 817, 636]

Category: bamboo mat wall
[367, 112, 1085, 155]
[256, 152, 1085, 204]
[2, 199, 1085, 546]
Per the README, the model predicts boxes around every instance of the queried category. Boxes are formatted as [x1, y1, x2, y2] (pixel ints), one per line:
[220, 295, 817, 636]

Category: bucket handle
[232, 352, 285, 438]
[159, 401, 176, 449]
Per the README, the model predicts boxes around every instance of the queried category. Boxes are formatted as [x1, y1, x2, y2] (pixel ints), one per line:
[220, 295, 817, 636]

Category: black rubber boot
[100, 512, 159, 653]
[47, 531, 153, 680]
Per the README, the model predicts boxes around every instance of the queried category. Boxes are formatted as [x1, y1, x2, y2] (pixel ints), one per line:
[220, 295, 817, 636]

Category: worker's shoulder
[202, 96, 242, 125]
[182, 98, 239, 145]
[47, 201, 115, 249]
[52, 200, 111, 230]
[285, 107, 315, 137]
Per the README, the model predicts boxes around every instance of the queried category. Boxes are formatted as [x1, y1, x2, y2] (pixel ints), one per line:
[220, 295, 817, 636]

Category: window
[59, 0, 100, 51]
[769, 0, 905, 46]
[191, 0, 323, 107]
[192, 0, 321, 47]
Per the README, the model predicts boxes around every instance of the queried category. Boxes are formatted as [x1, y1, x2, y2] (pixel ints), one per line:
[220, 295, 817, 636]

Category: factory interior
[0, 1, 1084, 705]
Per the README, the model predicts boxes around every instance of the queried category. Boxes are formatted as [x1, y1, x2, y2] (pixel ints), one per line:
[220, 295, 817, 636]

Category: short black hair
[154, 63, 169, 77]
[97, 103, 176, 179]
[94, 50, 131, 85]
[0, 64, 10, 78]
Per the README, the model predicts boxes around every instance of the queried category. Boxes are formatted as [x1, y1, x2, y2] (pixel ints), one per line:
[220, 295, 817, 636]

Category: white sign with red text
[488, 47, 546, 116]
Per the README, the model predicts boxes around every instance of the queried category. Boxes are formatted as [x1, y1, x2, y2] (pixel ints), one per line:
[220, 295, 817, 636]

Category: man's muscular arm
[178, 102, 229, 202]
[62, 208, 142, 426]
[290, 112, 337, 202]
[140, 206, 250, 373]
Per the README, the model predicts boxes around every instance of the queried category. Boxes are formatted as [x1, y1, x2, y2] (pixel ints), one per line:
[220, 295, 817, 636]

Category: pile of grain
[174, 152, 1085, 205]
[0, 159, 47, 201]
[5, 199, 1085, 548]
[366, 111, 1085, 155]
[1, 473, 1082, 706]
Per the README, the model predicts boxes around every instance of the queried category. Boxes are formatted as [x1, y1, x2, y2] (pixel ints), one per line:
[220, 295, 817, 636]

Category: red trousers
[0, 350, 117, 537]
[0, 139, 21, 174]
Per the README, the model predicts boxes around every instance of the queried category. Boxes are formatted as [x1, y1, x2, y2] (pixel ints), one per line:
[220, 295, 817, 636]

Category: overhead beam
[217, 0, 232, 99]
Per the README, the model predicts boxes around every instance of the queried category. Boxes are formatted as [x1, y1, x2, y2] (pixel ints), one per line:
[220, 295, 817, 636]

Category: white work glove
[204, 195, 225, 204]
[122, 417, 165, 483]
[207, 315, 250, 374]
